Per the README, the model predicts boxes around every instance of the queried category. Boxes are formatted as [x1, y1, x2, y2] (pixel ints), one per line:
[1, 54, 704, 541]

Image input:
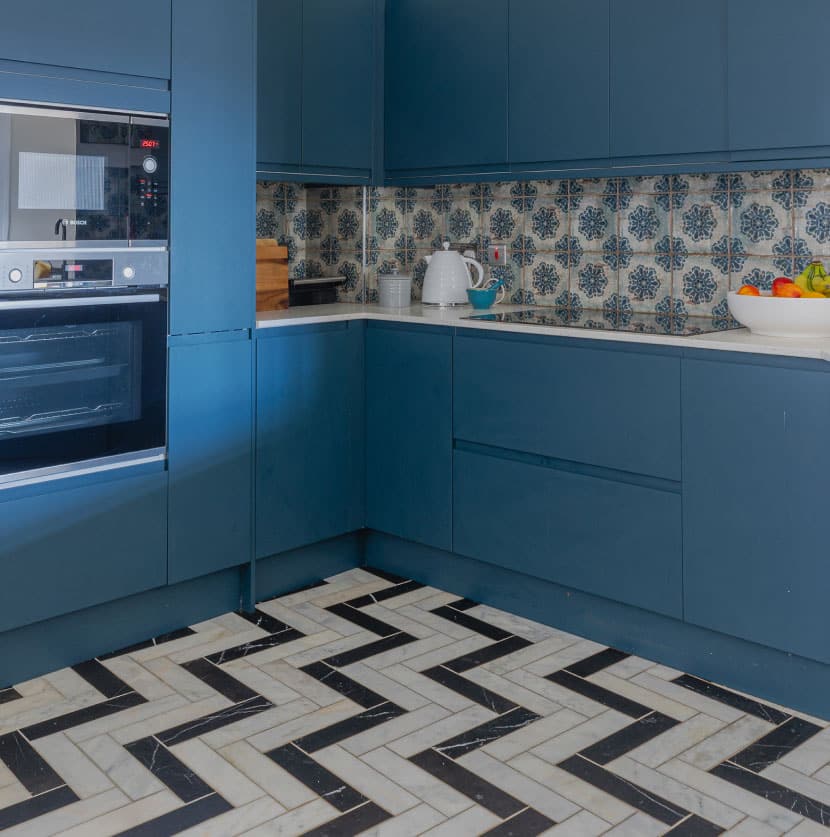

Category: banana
[795, 261, 830, 295]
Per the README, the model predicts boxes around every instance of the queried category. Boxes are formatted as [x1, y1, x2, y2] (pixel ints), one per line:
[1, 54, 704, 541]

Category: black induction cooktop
[462, 308, 744, 337]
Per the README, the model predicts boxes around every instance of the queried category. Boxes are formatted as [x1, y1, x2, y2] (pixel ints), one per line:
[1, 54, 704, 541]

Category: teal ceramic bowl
[467, 287, 499, 309]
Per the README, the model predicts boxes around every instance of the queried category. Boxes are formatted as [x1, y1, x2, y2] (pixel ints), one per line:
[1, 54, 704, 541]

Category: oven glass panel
[0, 296, 166, 478]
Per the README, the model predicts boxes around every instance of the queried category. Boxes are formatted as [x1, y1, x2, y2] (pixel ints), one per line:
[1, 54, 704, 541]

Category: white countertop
[256, 303, 830, 362]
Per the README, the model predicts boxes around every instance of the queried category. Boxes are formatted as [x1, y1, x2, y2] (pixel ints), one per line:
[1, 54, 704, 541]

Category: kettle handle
[463, 257, 485, 289]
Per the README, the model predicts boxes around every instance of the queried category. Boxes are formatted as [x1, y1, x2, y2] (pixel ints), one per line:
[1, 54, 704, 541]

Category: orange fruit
[737, 284, 761, 296]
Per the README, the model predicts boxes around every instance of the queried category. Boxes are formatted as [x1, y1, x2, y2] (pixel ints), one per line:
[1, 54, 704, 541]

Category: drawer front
[454, 334, 681, 480]
[453, 449, 682, 617]
[0, 470, 167, 633]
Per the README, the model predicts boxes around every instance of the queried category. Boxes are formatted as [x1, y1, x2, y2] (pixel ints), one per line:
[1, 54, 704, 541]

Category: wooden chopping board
[256, 239, 290, 311]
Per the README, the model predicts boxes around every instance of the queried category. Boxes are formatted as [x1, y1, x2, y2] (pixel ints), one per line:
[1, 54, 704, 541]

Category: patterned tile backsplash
[256, 169, 830, 319]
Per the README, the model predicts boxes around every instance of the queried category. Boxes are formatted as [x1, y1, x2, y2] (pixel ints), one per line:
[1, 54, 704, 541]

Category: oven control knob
[122, 266, 136, 281]
[8, 268, 23, 284]
[142, 156, 158, 174]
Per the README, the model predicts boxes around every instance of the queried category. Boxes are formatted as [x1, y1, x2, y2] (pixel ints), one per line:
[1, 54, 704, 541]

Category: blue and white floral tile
[467, 183, 495, 220]
[685, 172, 716, 192]
[675, 200, 729, 256]
[336, 206, 363, 243]
[407, 204, 442, 244]
[794, 190, 830, 258]
[575, 177, 605, 195]
[621, 195, 669, 253]
[732, 198, 790, 257]
[508, 182, 540, 214]
[524, 203, 565, 252]
[768, 233, 814, 278]
[742, 170, 781, 192]
[676, 256, 727, 318]
[803, 168, 830, 189]
[372, 200, 405, 245]
[410, 256, 429, 298]
[429, 185, 456, 215]
[573, 195, 615, 253]
[487, 202, 521, 244]
[445, 206, 478, 244]
[570, 260, 619, 313]
[273, 182, 304, 215]
[730, 257, 779, 292]
[524, 259, 566, 307]
[621, 257, 672, 314]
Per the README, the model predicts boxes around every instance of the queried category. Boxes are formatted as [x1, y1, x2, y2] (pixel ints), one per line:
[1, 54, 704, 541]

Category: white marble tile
[281, 631, 376, 668]
[602, 811, 665, 836]
[44, 669, 100, 701]
[339, 662, 430, 712]
[644, 664, 687, 681]
[530, 709, 632, 765]
[254, 601, 338, 637]
[507, 669, 608, 718]
[221, 660, 302, 706]
[545, 810, 611, 835]
[677, 714, 775, 771]
[0, 761, 17, 789]
[240, 798, 337, 836]
[418, 804, 500, 836]
[80, 733, 166, 800]
[110, 695, 230, 744]
[359, 604, 438, 639]
[359, 634, 457, 670]
[100, 658, 175, 702]
[66, 694, 188, 744]
[378, 664, 472, 713]
[724, 816, 784, 836]
[484, 634, 583, 676]
[630, 673, 745, 724]
[143, 656, 226, 703]
[31, 732, 112, 799]
[777, 727, 830, 777]
[462, 667, 560, 717]
[309, 580, 393, 608]
[247, 698, 358, 753]
[589, 672, 697, 721]
[784, 819, 829, 836]
[0, 783, 30, 809]
[386, 706, 496, 758]
[464, 605, 560, 642]
[341, 703, 451, 756]
[167, 629, 274, 665]
[289, 602, 366, 637]
[762, 763, 830, 807]
[404, 592, 461, 612]
[363, 802, 445, 836]
[627, 713, 725, 768]
[255, 660, 349, 707]
[200, 699, 319, 750]
[483, 708, 589, 762]
[376, 586, 449, 611]
[131, 624, 228, 663]
[400, 636, 495, 672]
[603, 656, 656, 681]
[177, 796, 285, 837]
[524, 639, 608, 676]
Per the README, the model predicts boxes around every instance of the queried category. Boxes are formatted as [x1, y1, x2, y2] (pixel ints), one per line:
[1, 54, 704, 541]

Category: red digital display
[141, 139, 161, 149]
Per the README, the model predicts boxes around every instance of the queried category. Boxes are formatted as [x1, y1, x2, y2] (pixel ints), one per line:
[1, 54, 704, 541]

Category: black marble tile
[97, 627, 196, 661]
[448, 598, 479, 611]
[237, 609, 294, 635]
[673, 675, 790, 725]
[116, 793, 233, 836]
[346, 580, 425, 608]
[444, 635, 533, 673]
[181, 658, 260, 703]
[410, 749, 525, 818]
[204, 628, 305, 665]
[730, 716, 822, 773]
[266, 743, 367, 812]
[0, 731, 65, 795]
[558, 755, 687, 825]
[323, 632, 417, 668]
[294, 701, 407, 753]
[422, 665, 518, 714]
[546, 670, 651, 718]
[0, 784, 78, 831]
[711, 762, 830, 826]
[72, 659, 134, 698]
[665, 814, 725, 836]
[435, 707, 542, 759]
[579, 712, 680, 765]
[430, 606, 512, 641]
[363, 566, 409, 584]
[565, 648, 630, 678]
[326, 603, 400, 637]
[481, 808, 557, 836]
[125, 736, 215, 802]
[155, 696, 273, 747]
[0, 687, 22, 705]
[300, 661, 387, 708]
[22, 691, 147, 741]
[302, 801, 391, 836]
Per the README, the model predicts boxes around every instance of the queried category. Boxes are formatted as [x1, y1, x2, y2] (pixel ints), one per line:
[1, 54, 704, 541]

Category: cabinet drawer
[454, 333, 681, 480]
[0, 470, 167, 633]
[453, 450, 682, 618]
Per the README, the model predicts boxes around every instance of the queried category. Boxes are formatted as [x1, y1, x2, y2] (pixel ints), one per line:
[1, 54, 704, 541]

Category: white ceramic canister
[378, 271, 412, 308]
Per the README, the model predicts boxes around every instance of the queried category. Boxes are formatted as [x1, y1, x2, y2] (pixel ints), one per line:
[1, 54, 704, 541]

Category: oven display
[33, 259, 113, 288]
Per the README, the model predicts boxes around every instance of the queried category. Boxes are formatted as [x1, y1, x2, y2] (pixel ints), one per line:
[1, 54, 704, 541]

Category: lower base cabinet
[0, 470, 167, 633]
[168, 335, 253, 584]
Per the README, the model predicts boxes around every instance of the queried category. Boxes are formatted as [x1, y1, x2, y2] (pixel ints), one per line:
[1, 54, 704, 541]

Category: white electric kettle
[422, 242, 485, 306]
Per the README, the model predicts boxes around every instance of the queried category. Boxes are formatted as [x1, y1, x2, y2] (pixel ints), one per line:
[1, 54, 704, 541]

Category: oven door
[0, 291, 167, 486]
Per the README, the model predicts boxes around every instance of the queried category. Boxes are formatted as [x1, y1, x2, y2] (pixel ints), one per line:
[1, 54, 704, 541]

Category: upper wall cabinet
[610, 0, 728, 163]
[509, 0, 610, 171]
[728, 0, 830, 159]
[257, 0, 378, 182]
[0, 2, 171, 79]
[385, 0, 509, 181]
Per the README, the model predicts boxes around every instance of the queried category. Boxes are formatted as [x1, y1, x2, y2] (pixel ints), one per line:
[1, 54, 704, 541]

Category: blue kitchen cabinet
[170, 0, 256, 335]
[256, 322, 365, 559]
[683, 355, 830, 664]
[610, 0, 728, 163]
[0, 469, 167, 634]
[385, 0, 508, 179]
[366, 323, 452, 552]
[728, 0, 830, 158]
[509, 0, 610, 171]
[0, 2, 171, 79]
[168, 335, 254, 585]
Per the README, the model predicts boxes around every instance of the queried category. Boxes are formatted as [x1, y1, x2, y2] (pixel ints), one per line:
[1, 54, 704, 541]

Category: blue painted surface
[0, 469, 167, 635]
[454, 331, 682, 481]
[0, 2, 171, 80]
[365, 323, 452, 551]
[683, 356, 830, 665]
[509, 0, 610, 170]
[611, 0, 728, 162]
[453, 448, 682, 618]
[168, 335, 254, 585]
[256, 322, 365, 559]
[170, 0, 256, 335]
[364, 531, 830, 721]
[385, 0, 509, 176]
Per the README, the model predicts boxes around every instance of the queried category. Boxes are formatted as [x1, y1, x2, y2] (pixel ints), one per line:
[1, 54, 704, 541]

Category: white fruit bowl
[727, 291, 830, 338]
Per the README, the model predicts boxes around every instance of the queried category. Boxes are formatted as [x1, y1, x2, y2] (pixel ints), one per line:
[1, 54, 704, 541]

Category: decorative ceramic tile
[526, 204, 565, 252]
[795, 191, 830, 258]
[573, 196, 614, 253]
[675, 200, 729, 255]
[676, 256, 728, 318]
[733, 199, 791, 257]
[524, 259, 566, 306]
[622, 258, 673, 314]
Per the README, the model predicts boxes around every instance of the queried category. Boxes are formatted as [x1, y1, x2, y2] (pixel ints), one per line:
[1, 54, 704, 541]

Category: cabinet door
[0, 1, 171, 79]
[683, 357, 830, 663]
[510, 0, 610, 169]
[256, 322, 365, 558]
[302, 0, 374, 175]
[611, 0, 727, 160]
[168, 336, 253, 584]
[257, 0, 302, 170]
[729, 0, 830, 155]
[170, 0, 256, 335]
[366, 323, 452, 551]
[0, 470, 167, 634]
[385, 0, 508, 174]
